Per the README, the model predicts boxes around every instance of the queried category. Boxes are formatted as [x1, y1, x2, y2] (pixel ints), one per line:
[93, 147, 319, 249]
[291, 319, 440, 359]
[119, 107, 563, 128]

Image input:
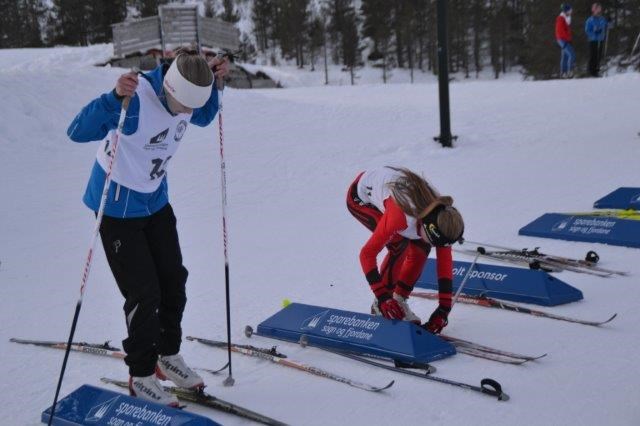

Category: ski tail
[101, 378, 288, 426]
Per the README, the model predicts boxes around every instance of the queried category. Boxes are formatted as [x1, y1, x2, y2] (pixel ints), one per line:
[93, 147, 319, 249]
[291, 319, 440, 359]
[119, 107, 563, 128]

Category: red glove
[425, 306, 450, 334]
[379, 298, 405, 320]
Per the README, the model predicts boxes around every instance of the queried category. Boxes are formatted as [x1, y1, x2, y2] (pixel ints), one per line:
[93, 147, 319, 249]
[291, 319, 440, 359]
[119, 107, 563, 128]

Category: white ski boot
[393, 293, 422, 324]
[129, 374, 180, 407]
[157, 353, 205, 390]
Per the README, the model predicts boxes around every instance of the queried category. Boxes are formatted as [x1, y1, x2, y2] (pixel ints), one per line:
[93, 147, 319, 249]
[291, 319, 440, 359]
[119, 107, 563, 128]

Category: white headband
[162, 59, 213, 109]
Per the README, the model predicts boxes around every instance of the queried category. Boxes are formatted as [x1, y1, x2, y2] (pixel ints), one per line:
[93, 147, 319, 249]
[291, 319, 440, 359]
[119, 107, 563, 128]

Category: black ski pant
[99, 204, 188, 377]
[589, 41, 603, 77]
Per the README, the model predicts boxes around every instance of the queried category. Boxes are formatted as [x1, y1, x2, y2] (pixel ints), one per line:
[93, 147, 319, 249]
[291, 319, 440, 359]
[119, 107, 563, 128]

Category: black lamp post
[434, 0, 456, 148]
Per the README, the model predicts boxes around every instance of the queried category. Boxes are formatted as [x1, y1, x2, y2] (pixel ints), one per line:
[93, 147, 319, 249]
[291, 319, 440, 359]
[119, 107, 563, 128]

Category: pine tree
[0, 0, 21, 48]
[204, 0, 215, 18]
[137, 0, 168, 18]
[361, 0, 394, 82]
[308, 16, 326, 71]
[88, 0, 127, 44]
[51, 0, 91, 46]
[471, 0, 486, 77]
[341, 5, 362, 84]
[220, 0, 240, 24]
[325, 0, 352, 64]
[18, 0, 46, 47]
[252, 0, 274, 52]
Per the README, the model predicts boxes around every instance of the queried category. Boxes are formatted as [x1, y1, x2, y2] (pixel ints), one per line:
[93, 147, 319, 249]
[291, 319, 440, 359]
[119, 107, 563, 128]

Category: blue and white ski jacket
[67, 64, 219, 218]
[585, 16, 608, 42]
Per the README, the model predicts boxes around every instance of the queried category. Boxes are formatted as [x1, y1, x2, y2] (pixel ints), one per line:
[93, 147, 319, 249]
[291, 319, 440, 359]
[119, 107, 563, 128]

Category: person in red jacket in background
[346, 167, 464, 334]
[556, 3, 576, 78]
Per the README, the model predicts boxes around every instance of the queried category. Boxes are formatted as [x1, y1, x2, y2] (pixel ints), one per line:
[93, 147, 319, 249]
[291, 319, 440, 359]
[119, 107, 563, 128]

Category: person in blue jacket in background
[67, 51, 228, 406]
[585, 2, 608, 77]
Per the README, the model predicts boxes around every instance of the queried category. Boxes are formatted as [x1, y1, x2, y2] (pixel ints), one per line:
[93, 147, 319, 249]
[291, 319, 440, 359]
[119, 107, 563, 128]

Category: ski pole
[603, 26, 611, 76]
[452, 247, 481, 306]
[215, 60, 234, 387]
[631, 32, 640, 58]
[48, 96, 130, 425]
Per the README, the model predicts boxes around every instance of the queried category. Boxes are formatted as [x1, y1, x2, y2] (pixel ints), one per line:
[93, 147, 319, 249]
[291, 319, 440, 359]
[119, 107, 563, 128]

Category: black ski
[101, 378, 287, 426]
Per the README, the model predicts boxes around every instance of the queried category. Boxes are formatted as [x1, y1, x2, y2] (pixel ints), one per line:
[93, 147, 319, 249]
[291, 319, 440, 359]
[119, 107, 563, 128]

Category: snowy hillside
[1, 46, 639, 425]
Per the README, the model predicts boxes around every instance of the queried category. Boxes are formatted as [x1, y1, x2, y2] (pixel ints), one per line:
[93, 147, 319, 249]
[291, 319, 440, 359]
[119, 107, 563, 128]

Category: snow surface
[1, 46, 640, 426]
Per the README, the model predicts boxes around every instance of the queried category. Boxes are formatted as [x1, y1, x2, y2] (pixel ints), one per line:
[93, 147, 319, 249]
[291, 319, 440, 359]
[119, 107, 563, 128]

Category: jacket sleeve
[585, 18, 594, 39]
[359, 199, 407, 301]
[555, 16, 563, 40]
[190, 83, 220, 127]
[67, 90, 139, 142]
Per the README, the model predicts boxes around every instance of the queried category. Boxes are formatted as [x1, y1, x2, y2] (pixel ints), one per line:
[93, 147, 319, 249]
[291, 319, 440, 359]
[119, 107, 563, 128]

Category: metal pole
[453, 250, 481, 306]
[48, 97, 131, 425]
[434, 0, 456, 148]
[216, 76, 234, 387]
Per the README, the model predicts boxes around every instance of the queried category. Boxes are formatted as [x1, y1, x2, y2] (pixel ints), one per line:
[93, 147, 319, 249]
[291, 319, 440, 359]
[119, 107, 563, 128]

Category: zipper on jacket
[114, 184, 121, 202]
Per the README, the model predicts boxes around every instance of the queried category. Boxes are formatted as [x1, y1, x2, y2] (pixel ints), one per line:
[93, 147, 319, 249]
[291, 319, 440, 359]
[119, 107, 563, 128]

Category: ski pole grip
[121, 96, 131, 111]
[480, 378, 508, 401]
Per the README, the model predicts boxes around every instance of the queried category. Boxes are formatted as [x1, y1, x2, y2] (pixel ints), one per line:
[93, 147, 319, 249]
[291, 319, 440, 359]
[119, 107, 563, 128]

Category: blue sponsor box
[593, 187, 640, 210]
[257, 303, 456, 363]
[42, 385, 218, 426]
[416, 258, 583, 306]
[519, 213, 640, 249]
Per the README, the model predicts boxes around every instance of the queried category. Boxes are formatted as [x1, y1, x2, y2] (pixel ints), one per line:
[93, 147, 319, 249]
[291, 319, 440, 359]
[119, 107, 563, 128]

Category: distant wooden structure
[111, 4, 240, 58]
[109, 4, 277, 89]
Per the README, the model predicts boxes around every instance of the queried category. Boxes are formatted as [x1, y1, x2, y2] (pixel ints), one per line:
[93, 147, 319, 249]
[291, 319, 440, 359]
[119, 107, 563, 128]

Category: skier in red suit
[346, 167, 464, 333]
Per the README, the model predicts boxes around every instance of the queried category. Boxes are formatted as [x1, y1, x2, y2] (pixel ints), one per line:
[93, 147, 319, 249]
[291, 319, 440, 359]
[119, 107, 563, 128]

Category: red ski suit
[346, 171, 453, 308]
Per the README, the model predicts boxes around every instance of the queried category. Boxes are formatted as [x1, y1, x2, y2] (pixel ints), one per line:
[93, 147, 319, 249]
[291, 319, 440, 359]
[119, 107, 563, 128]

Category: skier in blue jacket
[585, 2, 608, 77]
[67, 51, 228, 406]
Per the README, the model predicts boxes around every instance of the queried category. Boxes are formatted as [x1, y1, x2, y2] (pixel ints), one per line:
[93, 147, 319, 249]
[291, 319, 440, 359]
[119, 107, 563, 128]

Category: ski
[453, 346, 528, 365]
[187, 336, 286, 358]
[456, 247, 612, 277]
[302, 342, 508, 400]
[413, 291, 617, 327]
[461, 240, 628, 276]
[484, 250, 618, 277]
[440, 335, 547, 361]
[10, 338, 125, 359]
[11, 337, 229, 373]
[320, 344, 436, 374]
[244, 327, 508, 401]
[186, 336, 393, 392]
[456, 347, 528, 365]
[567, 209, 640, 220]
[101, 378, 287, 426]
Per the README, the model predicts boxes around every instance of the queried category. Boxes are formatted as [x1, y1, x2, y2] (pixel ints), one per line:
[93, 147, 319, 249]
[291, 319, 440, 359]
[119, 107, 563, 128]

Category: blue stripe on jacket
[68, 64, 219, 218]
